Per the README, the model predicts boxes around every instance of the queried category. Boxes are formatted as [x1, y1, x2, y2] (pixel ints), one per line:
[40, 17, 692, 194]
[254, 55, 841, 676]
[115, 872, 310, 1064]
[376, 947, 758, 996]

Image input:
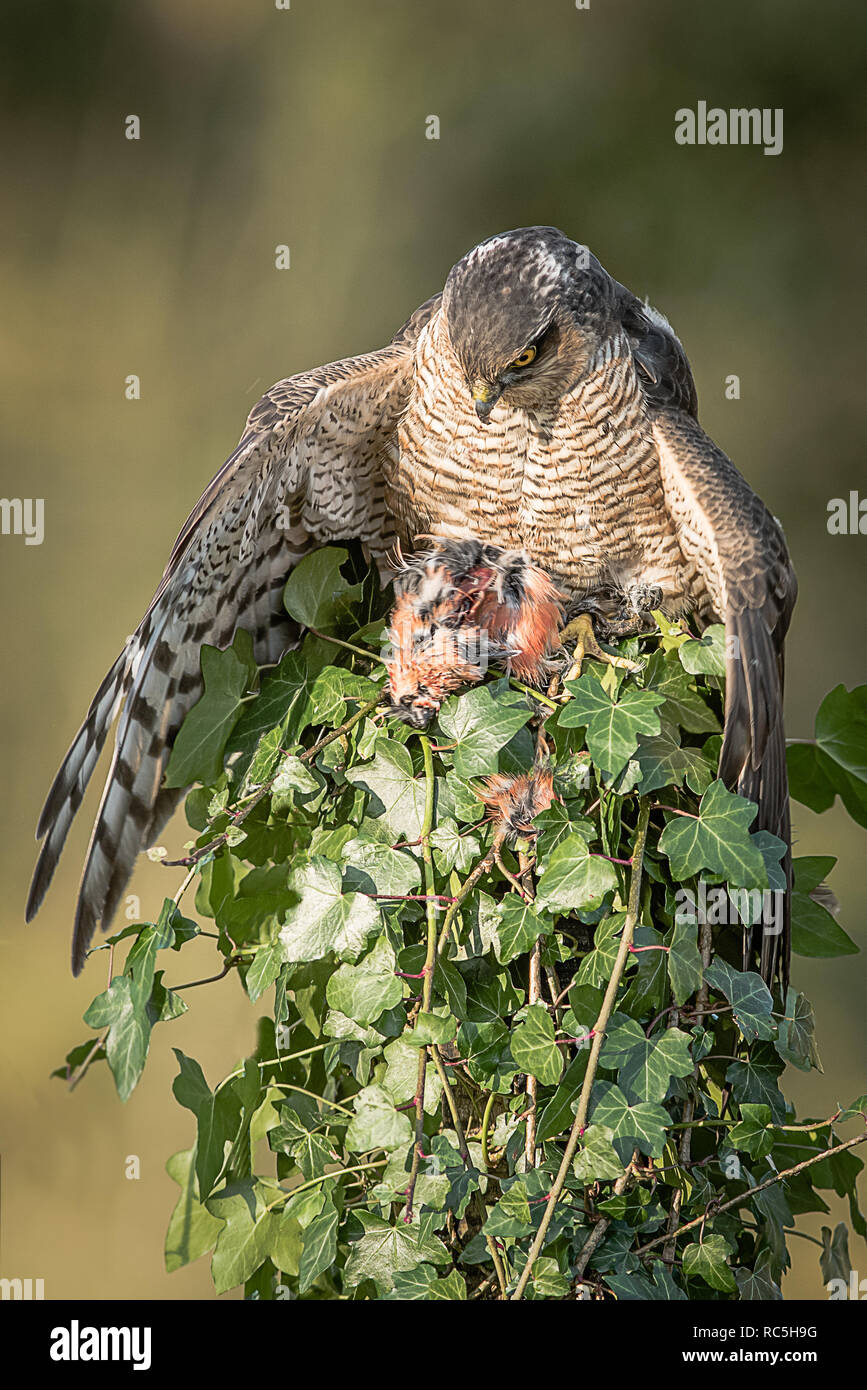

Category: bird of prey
[27, 226, 796, 984]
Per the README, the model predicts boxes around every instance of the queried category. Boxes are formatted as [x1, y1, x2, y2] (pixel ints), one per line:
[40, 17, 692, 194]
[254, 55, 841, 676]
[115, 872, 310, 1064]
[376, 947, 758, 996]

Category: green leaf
[616, 1028, 694, 1104]
[735, 1249, 782, 1300]
[495, 897, 547, 964]
[385, 1266, 467, 1299]
[410, 1011, 458, 1046]
[605, 1261, 687, 1300]
[642, 651, 721, 733]
[678, 624, 727, 677]
[535, 833, 618, 914]
[165, 633, 255, 787]
[345, 1084, 413, 1152]
[705, 959, 776, 1042]
[341, 837, 421, 897]
[326, 940, 403, 1025]
[791, 857, 857, 957]
[729, 1104, 775, 1159]
[658, 780, 767, 888]
[164, 1147, 223, 1272]
[437, 680, 532, 778]
[279, 858, 381, 964]
[510, 1004, 564, 1086]
[206, 1179, 281, 1295]
[171, 1050, 240, 1198]
[815, 684, 867, 784]
[283, 546, 363, 634]
[83, 975, 150, 1102]
[298, 1198, 339, 1293]
[683, 1235, 737, 1292]
[589, 1082, 670, 1158]
[345, 738, 429, 841]
[342, 1212, 449, 1291]
[572, 1124, 625, 1182]
[666, 916, 704, 1005]
[560, 671, 664, 778]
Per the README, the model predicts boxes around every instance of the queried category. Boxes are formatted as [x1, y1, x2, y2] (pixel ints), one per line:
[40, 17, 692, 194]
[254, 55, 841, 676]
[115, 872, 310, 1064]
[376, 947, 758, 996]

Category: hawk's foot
[559, 612, 642, 684]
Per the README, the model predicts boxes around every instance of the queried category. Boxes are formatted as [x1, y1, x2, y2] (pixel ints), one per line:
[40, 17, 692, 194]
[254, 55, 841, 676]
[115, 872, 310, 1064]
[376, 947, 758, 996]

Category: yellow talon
[559, 613, 642, 683]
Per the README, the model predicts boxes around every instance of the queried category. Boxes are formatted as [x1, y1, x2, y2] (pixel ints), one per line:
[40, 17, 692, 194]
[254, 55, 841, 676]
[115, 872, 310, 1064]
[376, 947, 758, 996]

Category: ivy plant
[56, 548, 867, 1301]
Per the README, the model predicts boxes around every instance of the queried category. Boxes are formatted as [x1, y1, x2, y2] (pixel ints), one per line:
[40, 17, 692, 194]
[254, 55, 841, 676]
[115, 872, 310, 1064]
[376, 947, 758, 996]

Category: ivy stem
[511, 797, 651, 1301]
[480, 1091, 497, 1172]
[404, 734, 439, 1222]
[635, 1130, 867, 1257]
[306, 626, 380, 663]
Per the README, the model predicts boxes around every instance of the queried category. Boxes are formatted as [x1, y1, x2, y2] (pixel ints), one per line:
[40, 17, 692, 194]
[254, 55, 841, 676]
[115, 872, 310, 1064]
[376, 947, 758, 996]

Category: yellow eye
[508, 345, 537, 370]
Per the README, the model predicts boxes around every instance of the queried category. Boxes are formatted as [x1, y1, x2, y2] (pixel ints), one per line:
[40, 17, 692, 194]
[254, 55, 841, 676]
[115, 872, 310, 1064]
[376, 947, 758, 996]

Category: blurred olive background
[1, 0, 865, 1301]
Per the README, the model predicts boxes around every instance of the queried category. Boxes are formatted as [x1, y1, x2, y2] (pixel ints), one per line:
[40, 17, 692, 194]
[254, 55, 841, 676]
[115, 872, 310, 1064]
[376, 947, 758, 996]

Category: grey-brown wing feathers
[28, 297, 440, 973]
[652, 407, 797, 986]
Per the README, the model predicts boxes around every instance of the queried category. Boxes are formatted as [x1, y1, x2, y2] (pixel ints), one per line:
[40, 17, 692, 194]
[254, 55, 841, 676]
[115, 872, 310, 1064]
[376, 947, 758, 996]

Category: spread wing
[28, 295, 441, 973]
[652, 405, 797, 985]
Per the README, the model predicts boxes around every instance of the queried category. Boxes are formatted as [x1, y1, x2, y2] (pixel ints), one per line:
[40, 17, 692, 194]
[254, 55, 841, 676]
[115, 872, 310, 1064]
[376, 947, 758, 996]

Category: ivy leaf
[341, 837, 421, 898]
[634, 725, 715, 795]
[346, 1084, 413, 1152]
[725, 1049, 787, 1123]
[658, 780, 767, 888]
[815, 684, 867, 784]
[791, 857, 857, 958]
[666, 917, 704, 1005]
[164, 1147, 224, 1273]
[535, 833, 618, 914]
[342, 1212, 449, 1291]
[617, 1028, 694, 1104]
[683, 1235, 737, 1292]
[510, 1004, 564, 1086]
[705, 959, 776, 1042]
[604, 1262, 687, 1300]
[83, 975, 150, 1102]
[385, 1266, 467, 1300]
[458, 1020, 518, 1093]
[171, 1051, 240, 1199]
[820, 1222, 852, 1287]
[642, 651, 721, 733]
[229, 640, 327, 756]
[382, 1037, 443, 1114]
[589, 1082, 670, 1159]
[298, 1198, 339, 1294]
[165, 633, 256, 787]
[326, 940, 403, 1025]
[283, 546, 363, 634]
[278, 858, 381, 964]
[206, 1179, 281, 1295]
[729, 1104, 775, 1159]
[430, 820, 481, 875]
[437, 681, 532, 778]
[409, 1012, 458, 1047]
[560, 671, 664, 778]
[572, 1124, 625, 1182]
[678, 624, 727, 677]
[735, 1249, 782, 1300]
[345, 738, 428, 841]
[775, 989, 822, 1072]
[495, 897, 547, 964]
[538, 1052, 590, 1141]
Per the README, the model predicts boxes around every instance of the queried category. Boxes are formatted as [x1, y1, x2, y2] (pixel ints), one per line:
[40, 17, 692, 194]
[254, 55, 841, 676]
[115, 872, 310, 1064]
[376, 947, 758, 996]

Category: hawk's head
[442, 226, 616, 421]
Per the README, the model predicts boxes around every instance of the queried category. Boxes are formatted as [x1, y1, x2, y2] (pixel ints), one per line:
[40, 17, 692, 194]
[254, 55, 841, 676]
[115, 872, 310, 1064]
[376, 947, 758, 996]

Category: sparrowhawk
[27, 226, 797, 983]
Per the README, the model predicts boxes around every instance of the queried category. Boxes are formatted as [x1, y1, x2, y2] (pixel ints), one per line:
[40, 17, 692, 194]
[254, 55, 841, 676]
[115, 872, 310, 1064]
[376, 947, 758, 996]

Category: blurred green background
[1, 0, 865, 1300]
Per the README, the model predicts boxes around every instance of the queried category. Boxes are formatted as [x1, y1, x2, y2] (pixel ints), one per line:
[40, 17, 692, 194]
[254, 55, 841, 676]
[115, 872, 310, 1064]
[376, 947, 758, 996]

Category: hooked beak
[471, 380, 501, 423]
